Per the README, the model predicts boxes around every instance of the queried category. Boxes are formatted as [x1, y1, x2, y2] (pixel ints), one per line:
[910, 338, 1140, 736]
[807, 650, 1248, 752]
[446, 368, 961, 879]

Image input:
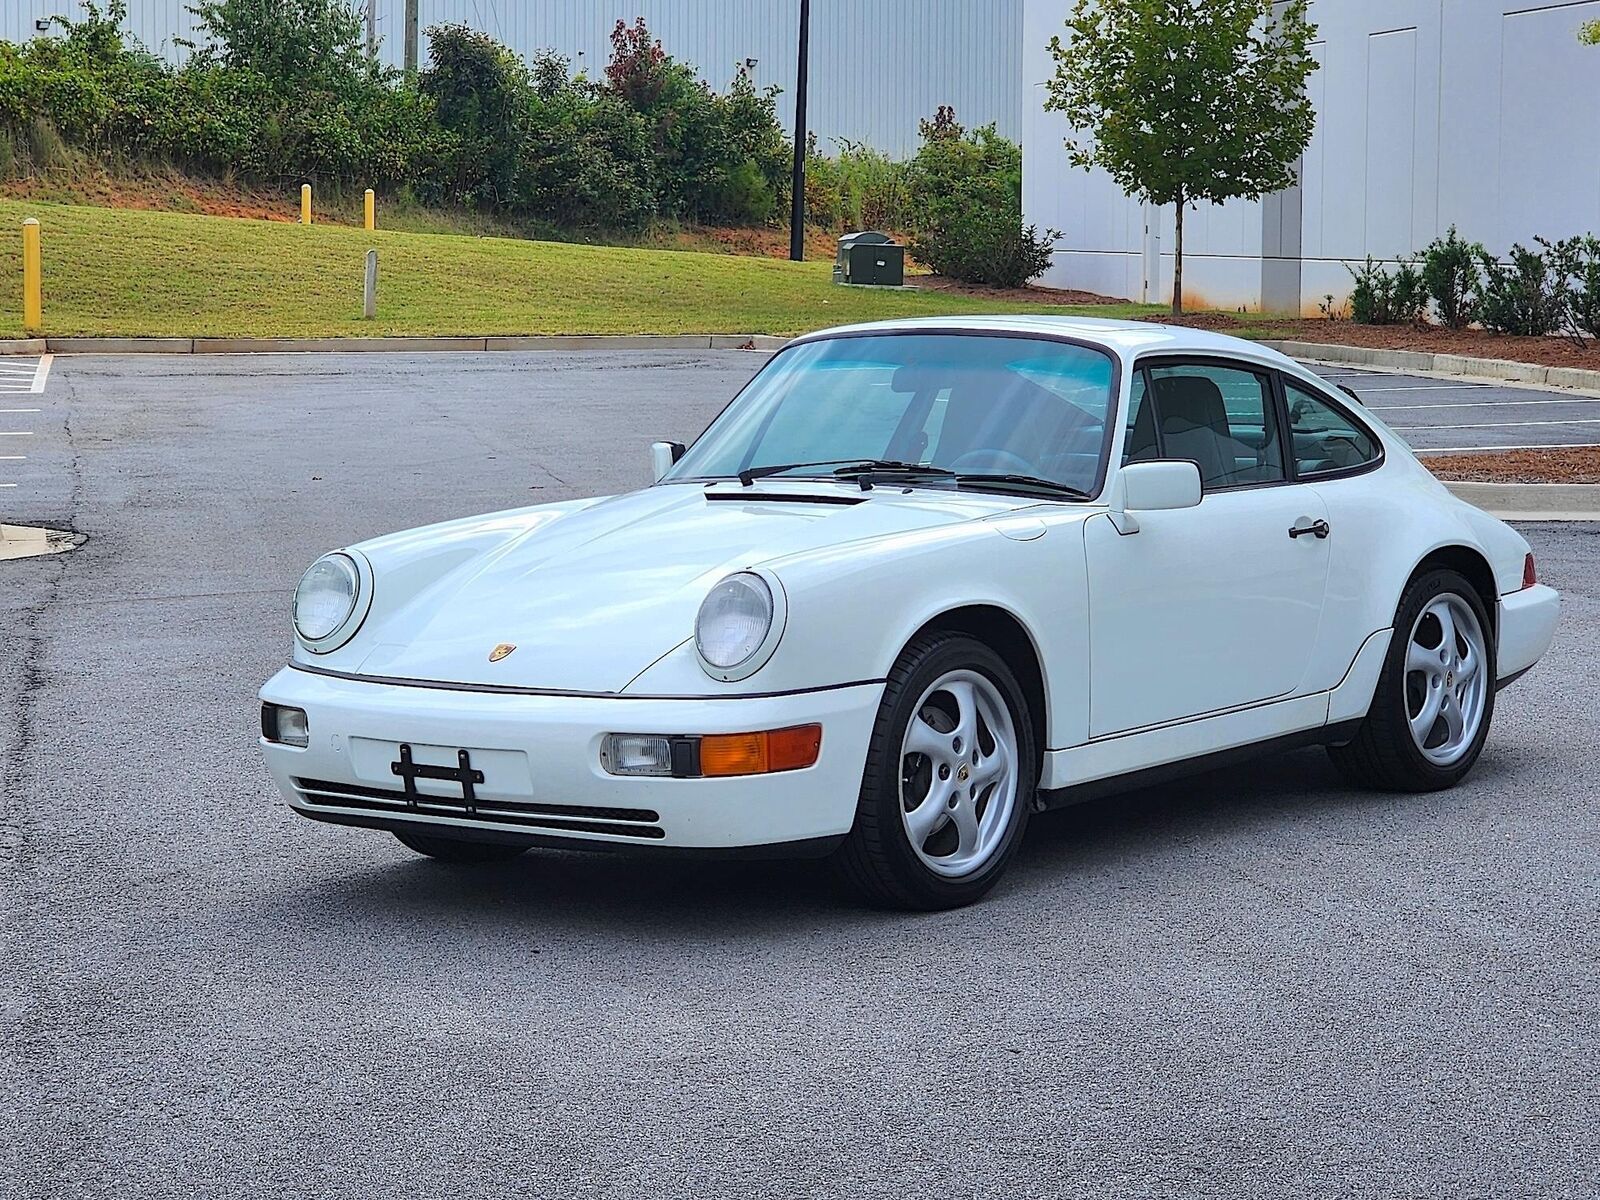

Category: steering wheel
[949, 449, 1036, 475]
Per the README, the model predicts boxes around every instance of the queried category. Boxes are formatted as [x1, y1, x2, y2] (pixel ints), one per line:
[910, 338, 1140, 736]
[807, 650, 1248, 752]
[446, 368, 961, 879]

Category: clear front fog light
[262, 703, 310, 748]
[600, 734, 675, 777]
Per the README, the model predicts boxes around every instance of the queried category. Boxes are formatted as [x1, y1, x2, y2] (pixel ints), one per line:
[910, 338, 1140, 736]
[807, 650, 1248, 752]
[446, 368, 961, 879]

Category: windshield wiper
[736, 459, 953, 487]
[737, 458, 883, 486]
[953, 473, 1092, 500]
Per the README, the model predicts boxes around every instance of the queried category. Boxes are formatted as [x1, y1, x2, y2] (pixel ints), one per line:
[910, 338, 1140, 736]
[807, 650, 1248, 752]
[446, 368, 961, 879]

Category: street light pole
[788, 0, 811, 262]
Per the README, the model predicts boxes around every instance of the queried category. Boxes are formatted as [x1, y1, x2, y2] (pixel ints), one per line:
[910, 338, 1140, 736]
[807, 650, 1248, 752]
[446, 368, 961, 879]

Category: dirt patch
[1, 168, 308, 224]
[910, 276, 1127, 305]
[656, 224, 843, 261]
[1423, 447, 1600, 485]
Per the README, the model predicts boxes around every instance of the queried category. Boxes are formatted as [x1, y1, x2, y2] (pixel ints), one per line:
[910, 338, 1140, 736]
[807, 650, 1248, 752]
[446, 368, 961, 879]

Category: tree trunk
[1171, 191, 1185, 316]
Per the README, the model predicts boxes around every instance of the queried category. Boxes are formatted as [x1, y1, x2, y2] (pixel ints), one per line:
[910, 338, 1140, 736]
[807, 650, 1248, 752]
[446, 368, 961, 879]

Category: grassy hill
[0, 198, 1153, 339]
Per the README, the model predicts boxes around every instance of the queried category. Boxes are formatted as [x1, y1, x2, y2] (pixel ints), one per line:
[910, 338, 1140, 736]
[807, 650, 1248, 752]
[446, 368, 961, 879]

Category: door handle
[1289, 518, 1331, 540]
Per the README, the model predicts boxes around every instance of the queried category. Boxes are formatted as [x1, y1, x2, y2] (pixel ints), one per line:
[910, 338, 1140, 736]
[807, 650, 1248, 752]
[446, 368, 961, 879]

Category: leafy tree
[420, 23, 527, 206]
[182, 0, 372, 98]
[1581, 18, 1600, 45]
[1044, 0, 1317, 314]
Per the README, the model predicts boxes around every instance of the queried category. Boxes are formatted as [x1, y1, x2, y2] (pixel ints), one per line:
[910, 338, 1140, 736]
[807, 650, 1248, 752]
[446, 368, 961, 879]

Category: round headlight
[695, 572, 775, 673]
[294, 553, 361, 644]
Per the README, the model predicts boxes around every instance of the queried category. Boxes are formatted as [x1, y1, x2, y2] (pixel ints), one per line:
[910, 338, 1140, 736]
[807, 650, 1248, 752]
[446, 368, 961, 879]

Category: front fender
[625, 511, 1094, 748]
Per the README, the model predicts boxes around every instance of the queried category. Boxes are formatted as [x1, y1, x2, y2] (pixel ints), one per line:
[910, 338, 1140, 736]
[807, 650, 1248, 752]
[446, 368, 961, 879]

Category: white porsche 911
[260, 316, 1560, 909]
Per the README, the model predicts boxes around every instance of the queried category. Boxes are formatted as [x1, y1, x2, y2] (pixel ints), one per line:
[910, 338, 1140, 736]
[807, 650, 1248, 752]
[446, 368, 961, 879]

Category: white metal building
[1022, 0, 1600, 311]
[1, 0, 1021, 157]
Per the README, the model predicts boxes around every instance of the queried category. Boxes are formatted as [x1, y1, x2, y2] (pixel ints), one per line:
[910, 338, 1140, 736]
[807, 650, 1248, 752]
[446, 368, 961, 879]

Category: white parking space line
[0, 355, 50, 394]
[1392, 418, 1600, 431]
[1370, 397, 1600, 410]
[1353, 383, 1490, 392]
[1413, 441, 1600, 453]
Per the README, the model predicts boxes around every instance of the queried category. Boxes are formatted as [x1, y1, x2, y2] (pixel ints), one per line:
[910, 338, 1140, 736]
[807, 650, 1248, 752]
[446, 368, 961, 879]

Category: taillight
[1522, 553, 1538, 590]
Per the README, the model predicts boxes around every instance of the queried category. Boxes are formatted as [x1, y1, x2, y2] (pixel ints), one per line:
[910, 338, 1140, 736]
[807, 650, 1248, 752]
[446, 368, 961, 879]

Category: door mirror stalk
[1108, 460, 1203, 534]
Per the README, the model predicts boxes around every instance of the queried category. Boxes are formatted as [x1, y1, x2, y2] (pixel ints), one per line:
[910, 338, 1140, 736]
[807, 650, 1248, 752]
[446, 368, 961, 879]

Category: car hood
[340, 483, 1031, 692]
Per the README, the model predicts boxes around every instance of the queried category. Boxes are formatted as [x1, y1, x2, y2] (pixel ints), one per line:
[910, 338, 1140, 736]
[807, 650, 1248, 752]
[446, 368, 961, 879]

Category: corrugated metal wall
[1, 0, 1021, 156]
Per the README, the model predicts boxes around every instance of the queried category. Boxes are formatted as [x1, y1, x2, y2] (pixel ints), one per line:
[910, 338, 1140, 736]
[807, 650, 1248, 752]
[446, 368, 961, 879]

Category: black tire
[835, 632, 1037, 910]
[393, 829, 532, 863]
[1328, 568, 1496, 792]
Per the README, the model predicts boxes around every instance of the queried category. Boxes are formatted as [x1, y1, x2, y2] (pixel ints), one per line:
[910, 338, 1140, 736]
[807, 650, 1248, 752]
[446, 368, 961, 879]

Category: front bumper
[258, 667, 882, 851]
[1496, 583, 1560, 687]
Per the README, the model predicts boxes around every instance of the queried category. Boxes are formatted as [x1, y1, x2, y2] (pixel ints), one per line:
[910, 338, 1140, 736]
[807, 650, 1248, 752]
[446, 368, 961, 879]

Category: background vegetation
[1, 1, 1053, 285]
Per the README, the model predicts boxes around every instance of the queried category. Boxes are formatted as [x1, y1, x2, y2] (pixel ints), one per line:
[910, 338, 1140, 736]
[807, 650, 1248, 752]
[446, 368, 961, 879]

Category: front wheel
[836, 633, 1036, 910]
[393, 829, 531, 863]
[1328, 568, 1496, 791]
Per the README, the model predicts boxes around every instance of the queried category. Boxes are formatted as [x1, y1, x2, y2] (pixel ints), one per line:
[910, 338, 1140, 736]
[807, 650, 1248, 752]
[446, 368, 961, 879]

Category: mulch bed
[1235, 319, 1600, 370]
[1422, 447, 1600, 485]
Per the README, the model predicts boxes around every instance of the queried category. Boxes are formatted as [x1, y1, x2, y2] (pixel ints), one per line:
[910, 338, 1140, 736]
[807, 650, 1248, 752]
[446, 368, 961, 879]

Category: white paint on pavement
[1393, 418, 1600, 431]
[1370, 397, 1600, 411]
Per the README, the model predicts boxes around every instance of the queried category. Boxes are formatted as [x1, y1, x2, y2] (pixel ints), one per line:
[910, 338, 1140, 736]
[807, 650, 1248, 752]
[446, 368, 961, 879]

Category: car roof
[789, 314, 1304, 373]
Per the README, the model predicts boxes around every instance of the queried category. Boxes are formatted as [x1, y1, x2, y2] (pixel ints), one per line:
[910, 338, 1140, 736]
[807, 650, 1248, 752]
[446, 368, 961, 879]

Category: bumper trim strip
[286, 662, 886, 701]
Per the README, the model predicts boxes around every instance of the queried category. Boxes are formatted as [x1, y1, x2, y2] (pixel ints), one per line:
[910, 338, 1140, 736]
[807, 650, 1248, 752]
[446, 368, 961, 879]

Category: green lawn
[0, 198, 1157, 338]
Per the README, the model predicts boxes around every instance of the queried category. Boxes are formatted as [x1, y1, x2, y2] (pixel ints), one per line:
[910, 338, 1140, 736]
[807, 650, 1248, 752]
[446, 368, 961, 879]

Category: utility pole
[366, 0, 377, 61]
[788, 0, 811, 262]
[404, 0, 419, 77]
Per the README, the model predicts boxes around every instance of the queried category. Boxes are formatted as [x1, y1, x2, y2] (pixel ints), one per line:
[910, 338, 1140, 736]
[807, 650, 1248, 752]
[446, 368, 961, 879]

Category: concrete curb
[1442, 480, 1600, 522]
[1260, 339, 1600, 395]
[18, 334, 792, 355]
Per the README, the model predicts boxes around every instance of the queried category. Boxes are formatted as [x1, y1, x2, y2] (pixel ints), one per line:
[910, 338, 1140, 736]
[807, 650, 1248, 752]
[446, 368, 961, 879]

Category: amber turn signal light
[699, 724, 822, 777]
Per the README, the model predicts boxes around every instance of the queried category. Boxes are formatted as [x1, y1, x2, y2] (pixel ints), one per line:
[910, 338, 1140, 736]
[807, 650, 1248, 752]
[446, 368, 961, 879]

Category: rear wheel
[836, 633, 1036, 910]
[1329, 568, 1495, 791]
[393, 829, 531, 863]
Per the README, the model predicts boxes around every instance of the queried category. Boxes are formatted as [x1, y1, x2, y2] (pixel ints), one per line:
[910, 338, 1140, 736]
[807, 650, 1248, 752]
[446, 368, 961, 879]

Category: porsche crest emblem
[488, 643, 517, 663]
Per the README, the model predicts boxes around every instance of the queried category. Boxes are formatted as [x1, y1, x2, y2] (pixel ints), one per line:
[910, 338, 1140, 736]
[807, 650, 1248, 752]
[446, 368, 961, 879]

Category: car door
[1084, 358, 1332, 737]
[1282, 374, 1392, 692]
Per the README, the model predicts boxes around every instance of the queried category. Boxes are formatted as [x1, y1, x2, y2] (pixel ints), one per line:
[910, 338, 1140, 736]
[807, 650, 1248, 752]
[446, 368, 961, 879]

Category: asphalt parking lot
[1305, 363, 1600, 454]
[2, 352, 1597, 1198]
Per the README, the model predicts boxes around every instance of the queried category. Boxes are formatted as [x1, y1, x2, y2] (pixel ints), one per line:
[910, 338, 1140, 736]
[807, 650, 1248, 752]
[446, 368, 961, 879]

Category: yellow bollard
[301, 183, 312, 225]
[22, 218, 42, 334]
[364, 188, 375, 231]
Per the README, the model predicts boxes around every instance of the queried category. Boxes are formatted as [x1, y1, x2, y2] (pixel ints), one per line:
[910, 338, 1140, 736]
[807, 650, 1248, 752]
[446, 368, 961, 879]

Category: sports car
[259, 316, 1561, 909]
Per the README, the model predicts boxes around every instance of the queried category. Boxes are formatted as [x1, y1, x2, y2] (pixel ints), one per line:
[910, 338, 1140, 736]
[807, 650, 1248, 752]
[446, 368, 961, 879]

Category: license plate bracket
[391, 744, 486, 814]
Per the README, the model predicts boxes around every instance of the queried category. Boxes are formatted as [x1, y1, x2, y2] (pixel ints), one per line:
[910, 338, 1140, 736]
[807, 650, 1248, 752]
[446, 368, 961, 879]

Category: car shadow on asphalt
[256, 745, 1516, 932]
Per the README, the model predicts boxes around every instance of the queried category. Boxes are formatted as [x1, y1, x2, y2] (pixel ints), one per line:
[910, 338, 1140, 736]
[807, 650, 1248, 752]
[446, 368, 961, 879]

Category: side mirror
[1107, 459, 1202, 534]
[650, 440, 685, 483]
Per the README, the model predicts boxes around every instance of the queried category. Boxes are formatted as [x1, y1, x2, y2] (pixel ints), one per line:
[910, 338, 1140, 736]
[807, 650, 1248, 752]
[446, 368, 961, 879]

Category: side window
[1285, 379, 1381, 476]
[1144, 362, 1285, 490]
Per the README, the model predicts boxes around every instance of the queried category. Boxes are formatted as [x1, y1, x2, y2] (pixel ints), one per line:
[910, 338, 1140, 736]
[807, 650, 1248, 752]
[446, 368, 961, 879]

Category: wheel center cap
[957, 765, 970, 782]
[1446, 670, 1454, 687]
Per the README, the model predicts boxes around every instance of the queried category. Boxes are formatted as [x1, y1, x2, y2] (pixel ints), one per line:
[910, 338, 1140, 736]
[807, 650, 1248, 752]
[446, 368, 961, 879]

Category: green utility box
[834, 231, 905, 287]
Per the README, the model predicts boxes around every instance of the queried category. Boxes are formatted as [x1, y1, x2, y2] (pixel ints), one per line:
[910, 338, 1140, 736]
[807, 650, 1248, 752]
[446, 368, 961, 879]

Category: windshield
[667, 333, 1119, 497]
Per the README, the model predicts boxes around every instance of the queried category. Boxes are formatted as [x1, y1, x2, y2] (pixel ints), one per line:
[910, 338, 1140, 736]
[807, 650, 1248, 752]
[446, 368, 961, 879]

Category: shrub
[1420, 226, 1484, 329]
[900, 107, 1046, 285]
[420, 24, 527, 207]
[1540, 235, 1600, 343]
[1477, 243, 1565, 336]
[1346, 256, 1426, 325]
[912, 208, 1057, 288]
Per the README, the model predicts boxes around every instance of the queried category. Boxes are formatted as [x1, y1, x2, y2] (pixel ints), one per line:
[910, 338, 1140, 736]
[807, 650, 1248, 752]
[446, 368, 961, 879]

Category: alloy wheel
[1404, 592, 1489, 766]
[898, 669, 1019, 878]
